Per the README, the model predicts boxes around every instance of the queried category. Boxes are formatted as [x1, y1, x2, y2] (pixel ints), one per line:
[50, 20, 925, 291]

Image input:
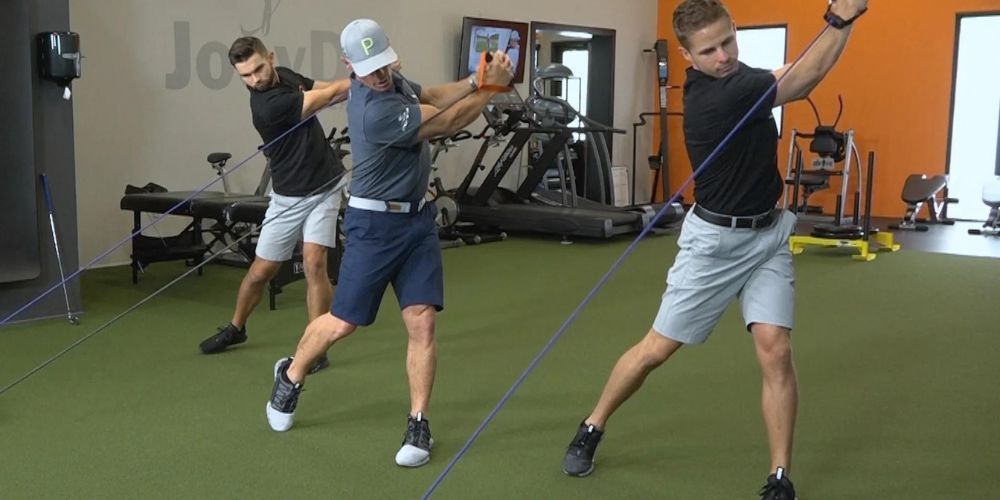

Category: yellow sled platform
[789, 232, 901, 261]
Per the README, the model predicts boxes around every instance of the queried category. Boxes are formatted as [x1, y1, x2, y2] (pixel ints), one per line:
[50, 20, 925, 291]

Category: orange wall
[654, 0, 1000, 216]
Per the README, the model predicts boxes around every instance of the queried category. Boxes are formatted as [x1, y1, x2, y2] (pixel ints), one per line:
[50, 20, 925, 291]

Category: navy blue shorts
[331, 204, 444, 326]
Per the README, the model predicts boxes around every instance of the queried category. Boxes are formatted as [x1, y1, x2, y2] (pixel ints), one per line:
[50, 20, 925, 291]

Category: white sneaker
[395, 412, 433, 467]
[266, 357, 301, 432]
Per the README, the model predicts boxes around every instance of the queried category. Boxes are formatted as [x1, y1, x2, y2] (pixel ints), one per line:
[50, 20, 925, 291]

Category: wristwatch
[467, 76, 478, 92]
[824, 2, 867, 29]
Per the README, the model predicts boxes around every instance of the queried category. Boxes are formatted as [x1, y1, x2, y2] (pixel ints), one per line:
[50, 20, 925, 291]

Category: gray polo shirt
[346, 73, 431, 203]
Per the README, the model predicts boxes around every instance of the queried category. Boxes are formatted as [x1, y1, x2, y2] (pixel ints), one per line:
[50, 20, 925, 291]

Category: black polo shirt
[249, 67, 343, 196]
[682, 62, 782, 216]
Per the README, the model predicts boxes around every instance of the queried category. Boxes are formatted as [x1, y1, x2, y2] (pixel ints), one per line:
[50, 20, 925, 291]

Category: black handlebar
[431, 129, 474, 146]
[451, 130, 473, 142]
[326, 126, 350, 145]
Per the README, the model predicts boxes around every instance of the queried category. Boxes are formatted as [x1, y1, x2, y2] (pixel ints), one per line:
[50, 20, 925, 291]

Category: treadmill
[454, 86, 682, 239]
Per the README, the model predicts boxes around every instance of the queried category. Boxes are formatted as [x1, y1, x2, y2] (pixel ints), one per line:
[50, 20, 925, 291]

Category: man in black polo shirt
[198, 37, 350, 370]
[561, 0, 869, 497]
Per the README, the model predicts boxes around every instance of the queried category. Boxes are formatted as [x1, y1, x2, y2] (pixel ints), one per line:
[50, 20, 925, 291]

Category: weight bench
[188, 193, 266, 264]
[888, 174, 958, 232]
[119, 190, 231, 284]
[191, 196, 343, 310]
[121, 190, 341, 310]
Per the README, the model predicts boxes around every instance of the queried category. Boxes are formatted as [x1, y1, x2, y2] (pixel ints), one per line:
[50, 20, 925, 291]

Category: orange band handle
[476, 51, 513, 92]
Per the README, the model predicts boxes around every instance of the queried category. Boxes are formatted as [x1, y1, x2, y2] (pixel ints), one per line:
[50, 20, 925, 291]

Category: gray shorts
[255, 178, 347, 262]
[652, 207, 797, 344]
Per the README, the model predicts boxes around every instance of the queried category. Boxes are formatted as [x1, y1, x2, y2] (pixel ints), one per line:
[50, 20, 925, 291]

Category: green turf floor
[1, 235, 998, 499]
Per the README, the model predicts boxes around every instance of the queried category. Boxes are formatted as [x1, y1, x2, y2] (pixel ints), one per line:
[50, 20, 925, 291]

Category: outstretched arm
[301, 79, 351, 118]
[772, 0, 868, 106]
[421, 79, 477, 109]
[415, 51, 513, 140]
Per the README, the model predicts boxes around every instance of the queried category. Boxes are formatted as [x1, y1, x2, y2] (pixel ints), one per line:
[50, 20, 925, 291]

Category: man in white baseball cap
[266, 18, 514, 469]
[340, 18, 399, 77]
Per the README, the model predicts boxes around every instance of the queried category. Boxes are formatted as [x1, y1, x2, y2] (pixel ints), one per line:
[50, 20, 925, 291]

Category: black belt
[693, 205, 776, 229]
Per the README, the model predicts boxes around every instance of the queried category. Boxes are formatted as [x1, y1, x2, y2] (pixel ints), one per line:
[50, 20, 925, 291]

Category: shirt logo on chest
[397, 107, 410, 131]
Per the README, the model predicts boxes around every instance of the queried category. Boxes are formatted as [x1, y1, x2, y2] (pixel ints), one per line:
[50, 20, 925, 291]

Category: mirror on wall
[528, 22, 618, 203]
[529, 22, 616, 132]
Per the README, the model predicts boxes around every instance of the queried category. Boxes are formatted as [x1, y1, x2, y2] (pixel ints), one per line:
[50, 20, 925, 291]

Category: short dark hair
[673, 0, 732, 49]
[228, 36, 268, 66]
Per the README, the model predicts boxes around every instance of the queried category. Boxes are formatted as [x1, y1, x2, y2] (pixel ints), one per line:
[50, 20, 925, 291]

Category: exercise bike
[202, 125, 352, 266]
[426, 129, 506, 247]
[327, 126, 351, 162]
[203, 152, 261, 266]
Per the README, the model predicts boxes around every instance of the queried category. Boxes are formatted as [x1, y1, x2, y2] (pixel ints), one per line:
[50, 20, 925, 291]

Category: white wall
[69, 0, 661, 265]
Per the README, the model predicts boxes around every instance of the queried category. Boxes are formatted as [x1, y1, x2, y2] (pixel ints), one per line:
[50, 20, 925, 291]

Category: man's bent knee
[247, 258, 282, 284]
[402, 305, 436, 342]
[751, 323, 794, 367]
[301, 244, 329, 282]
[637, 329, 683, 368]
[309, 313, 356, 344]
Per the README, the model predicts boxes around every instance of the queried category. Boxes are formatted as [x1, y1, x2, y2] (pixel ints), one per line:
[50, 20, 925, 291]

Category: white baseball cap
[341, 19, 399, 77]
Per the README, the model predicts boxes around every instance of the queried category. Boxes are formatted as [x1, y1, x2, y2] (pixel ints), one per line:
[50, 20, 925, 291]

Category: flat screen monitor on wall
[458, 17, 529, 83]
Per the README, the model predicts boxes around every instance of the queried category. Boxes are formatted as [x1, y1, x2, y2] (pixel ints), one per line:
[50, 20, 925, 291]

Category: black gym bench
[119, 189, 341, 310]
[888, 174, 958, 231]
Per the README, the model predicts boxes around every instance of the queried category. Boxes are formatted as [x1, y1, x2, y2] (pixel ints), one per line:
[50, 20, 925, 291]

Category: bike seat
[207, 152, 232, 165]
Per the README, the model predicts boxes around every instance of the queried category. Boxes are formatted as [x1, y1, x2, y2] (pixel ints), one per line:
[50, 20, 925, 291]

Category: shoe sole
[395, 455, 430, 468]
[395, 439, 434, 467]
[199, 333, 247, 355]
[562, 465, 594, 477]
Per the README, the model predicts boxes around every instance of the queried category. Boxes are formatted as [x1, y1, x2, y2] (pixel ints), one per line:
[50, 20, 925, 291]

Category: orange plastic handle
[475, 51, 513, 92]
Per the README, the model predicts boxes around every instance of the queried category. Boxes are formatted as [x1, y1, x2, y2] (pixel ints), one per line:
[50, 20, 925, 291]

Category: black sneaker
[759, 467, 798, 500]
[199, 323, 247, 354]
[395, 412, 433, 467]
[308, 353, 331, 374]
[265, 357, 302, 432]
[562, 421, 604, 477]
